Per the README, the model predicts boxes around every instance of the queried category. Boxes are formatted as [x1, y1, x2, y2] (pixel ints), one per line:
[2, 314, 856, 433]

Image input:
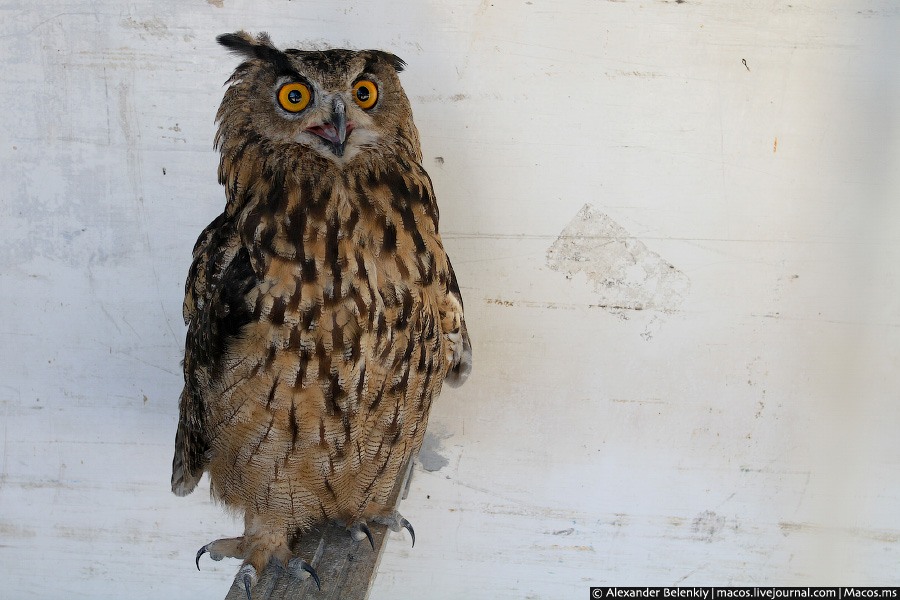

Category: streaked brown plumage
[171, 31, 471, 592]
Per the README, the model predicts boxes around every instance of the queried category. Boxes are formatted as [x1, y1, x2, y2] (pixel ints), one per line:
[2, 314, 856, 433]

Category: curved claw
[401, 518, 416, 548]
[195, 545, 208, 571]
[360, 523, 375, 550]
[242, 573, 252, 600]
[289, 559, 321, 591]
[301, 561, 321, 591]
[235, 564, 257, 600]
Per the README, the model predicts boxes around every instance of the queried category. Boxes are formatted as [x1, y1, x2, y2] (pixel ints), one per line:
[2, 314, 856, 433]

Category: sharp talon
[242, 573, 252, 600]
[401, 518, 416, 548]
[300, 561, 321, 591]
[361, 523, 375, 550]
[289, 558, 321, 591]
[235, 564, 256, 600]
[195, 545, 208, 571]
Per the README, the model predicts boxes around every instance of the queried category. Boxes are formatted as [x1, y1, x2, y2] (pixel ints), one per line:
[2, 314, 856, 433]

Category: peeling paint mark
[605, 70, 663, 79]
[485, 297, 661, 312]
[207, 0, 224, 7]
[0, 523, 37, 538]
[120, 16, 169, 38]
[778, 521, 807, 535]
[546, 204, 690, 316]
[548, 544, 595, 552]
[415, 93, 470, 103]
[778, 522, 900, 543]
[692, 510, 726, 542]
[611, 513, 629, 528]
[641, 314, 664, 340]
[611, 398, 666, 405]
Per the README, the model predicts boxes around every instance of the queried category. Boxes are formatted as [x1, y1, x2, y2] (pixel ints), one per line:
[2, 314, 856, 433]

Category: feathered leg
[194, 513, 320, 598]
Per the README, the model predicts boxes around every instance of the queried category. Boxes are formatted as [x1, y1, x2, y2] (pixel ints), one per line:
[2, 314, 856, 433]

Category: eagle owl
[171, 31, 472, 597]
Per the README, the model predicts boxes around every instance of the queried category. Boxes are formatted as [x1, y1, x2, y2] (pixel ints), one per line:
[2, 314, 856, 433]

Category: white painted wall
[1, 1, 898, 597]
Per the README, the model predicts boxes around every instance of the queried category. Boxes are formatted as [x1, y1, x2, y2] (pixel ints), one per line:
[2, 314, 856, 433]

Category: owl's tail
[171, 387, 206, 496]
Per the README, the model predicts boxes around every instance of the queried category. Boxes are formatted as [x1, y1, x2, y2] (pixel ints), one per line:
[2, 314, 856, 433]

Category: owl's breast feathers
[172, 149, 470, 528]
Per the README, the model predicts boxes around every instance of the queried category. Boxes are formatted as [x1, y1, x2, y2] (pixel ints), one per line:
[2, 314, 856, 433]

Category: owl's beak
[332, 97, 348, 147]
[305, 97, 353, 157]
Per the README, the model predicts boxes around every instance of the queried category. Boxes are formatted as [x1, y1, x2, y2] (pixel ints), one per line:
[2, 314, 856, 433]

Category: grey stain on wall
[547, 204, 690, 316]
[418, 431, 450, 472]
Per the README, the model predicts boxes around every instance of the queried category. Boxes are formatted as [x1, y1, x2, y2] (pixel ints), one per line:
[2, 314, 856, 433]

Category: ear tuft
[369, 50, 406, 73]
[216, 31, 259, 57]
[217, 31, 297, 77]
[390, 54, 407, 73]
[384, 52, 406, 73]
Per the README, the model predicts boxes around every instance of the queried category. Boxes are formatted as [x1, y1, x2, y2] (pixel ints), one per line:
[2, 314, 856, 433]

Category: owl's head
[215, 31, 419, 164]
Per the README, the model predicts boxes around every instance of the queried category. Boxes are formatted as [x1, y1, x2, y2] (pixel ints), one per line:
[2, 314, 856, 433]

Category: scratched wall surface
[0, 1, 898, 598]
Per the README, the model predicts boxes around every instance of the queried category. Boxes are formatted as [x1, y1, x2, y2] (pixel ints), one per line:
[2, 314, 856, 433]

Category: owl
[170, 31, 472, 598]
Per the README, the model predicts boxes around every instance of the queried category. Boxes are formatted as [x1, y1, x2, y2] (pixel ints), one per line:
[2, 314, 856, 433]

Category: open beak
[305, 97, 353, 157]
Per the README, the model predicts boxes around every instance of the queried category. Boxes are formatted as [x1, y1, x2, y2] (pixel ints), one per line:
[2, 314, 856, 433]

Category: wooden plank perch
[224, 460, 414, 600]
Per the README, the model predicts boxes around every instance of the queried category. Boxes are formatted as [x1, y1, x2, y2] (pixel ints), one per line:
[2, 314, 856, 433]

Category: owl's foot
[231, 558, 319, 600]
[195, 536, 245, 570]
[443, 328, 473, 387]
[373, 511, 416, 547]
[195, 536, 320, 595]
[348, 522, 376, 550]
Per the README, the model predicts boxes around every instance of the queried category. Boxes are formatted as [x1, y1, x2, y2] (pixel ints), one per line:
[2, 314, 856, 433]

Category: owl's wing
[171, 213, 257, 496]
[441, 257, 472, 388]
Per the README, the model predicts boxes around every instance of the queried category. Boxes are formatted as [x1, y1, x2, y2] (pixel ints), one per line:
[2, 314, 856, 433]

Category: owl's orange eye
[352, 80, 378, 110]
[277, 82, 312, 113]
